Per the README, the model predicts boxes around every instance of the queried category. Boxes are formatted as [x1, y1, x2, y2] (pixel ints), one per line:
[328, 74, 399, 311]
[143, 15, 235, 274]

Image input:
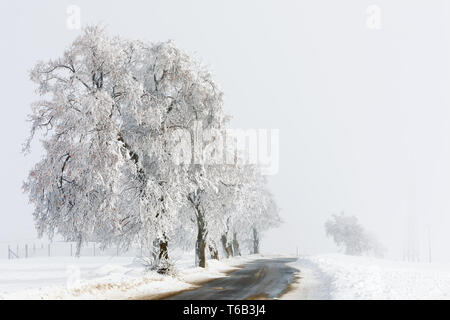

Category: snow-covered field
[287, 254, 450, 300]
[6, 252, 450, 300]
[0, 252, 255, 300]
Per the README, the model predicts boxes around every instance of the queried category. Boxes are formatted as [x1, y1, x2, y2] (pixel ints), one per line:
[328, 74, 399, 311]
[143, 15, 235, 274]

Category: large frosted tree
[24, 27, 137, 256]
[24, 26, 281, 271]
[24, 27, 201, 266]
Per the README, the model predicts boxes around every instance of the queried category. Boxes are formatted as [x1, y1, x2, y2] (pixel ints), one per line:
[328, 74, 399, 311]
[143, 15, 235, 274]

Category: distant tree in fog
[325, 213, 385, 257]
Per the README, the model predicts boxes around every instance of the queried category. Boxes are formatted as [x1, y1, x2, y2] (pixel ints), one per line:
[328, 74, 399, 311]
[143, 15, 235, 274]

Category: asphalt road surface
[165, 257, 299, 300]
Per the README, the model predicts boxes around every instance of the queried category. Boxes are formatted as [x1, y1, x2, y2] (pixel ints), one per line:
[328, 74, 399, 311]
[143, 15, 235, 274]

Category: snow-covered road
[159, 257, 298, 300]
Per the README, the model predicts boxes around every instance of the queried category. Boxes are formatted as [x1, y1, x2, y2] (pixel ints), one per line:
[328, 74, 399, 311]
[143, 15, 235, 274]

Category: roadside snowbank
[288, 254, 450, 300]
[0, 253, 257, 300]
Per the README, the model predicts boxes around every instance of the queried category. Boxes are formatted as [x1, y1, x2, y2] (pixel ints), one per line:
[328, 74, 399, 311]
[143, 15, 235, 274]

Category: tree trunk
[221, 234, 233, 258]
[220, 217, 233, 258]
[158, 239, 169, 261]
[152, 235, 171, 274]
[253, 227, 260, 254]
[75, 244, 81, 257]
[195, 207, 207, 268]
[209, 242, 219, 260]
[232, 232, 241, 256]
[189, 189, 208, 268]
[75, 233, 82, 257]
[156, 239, 170, 274]
[196, 232, 207, 268]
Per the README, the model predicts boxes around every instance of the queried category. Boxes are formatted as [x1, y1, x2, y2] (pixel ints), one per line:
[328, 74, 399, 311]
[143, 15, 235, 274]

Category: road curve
[165, 257, 299, 300]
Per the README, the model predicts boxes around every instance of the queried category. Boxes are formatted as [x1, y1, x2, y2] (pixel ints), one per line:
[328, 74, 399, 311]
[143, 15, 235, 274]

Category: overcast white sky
[2, 0, 450, 261]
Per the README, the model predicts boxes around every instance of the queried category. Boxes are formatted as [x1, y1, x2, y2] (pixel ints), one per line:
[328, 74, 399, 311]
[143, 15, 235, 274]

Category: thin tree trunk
[75, 233, 82, 257]
[253, 227, 260, 254]
[152, 234, 171, 274]
[189, 189, 208, 268]
[156, 239, 170, 274]
[221, 234, 233, 258]
[196, 231, 207, 268]
[158, 239, 169, 261]
[195, 206, 207, 268]
[221, 217, 233, 258]
[209, 242, 219, 260]
[232, 232, 241, 256]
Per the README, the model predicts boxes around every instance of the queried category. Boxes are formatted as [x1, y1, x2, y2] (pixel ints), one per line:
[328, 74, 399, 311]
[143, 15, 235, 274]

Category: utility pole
[427, 225, 432, 263]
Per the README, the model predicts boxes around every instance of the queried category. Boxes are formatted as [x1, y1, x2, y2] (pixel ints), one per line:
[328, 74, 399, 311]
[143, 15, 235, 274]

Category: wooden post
[48, 244, 50, 257]
[8, 245, 10, 260]
[25, 244, 28, 258]
[93, 243, 96, 257]
[70, 243, 73, 257]
[16, 245, 19, 258]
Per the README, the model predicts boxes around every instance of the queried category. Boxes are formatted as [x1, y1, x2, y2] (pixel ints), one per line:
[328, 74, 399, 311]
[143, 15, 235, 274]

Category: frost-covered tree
[325, 212, 384, 257]
[24, 25, 281, 271]
[173, 160, 280, 265]
[23, 27, 198, 269]
[24, 27, 140, 256]
[246, 184, 280, 255]
[130, 40, 226, 270]
[231, 167, 281, 255]
[185, 161, 247, 267]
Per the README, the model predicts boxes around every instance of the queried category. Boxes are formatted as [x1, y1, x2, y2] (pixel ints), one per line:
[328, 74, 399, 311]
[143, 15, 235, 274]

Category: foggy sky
[1, 0, 450, 261]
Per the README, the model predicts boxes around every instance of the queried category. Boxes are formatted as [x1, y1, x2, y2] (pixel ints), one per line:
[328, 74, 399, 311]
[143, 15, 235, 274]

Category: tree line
[23, 26, 280, 272]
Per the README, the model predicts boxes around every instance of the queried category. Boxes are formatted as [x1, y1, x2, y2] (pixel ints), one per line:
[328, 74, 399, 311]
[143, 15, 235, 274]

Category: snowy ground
[6, 252, 450, 300]
[284, 254, 450, 300]
[0, 252, 256, 300]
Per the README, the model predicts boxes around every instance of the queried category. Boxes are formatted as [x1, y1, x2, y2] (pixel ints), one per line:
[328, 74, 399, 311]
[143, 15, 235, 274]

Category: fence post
[16, 245, 19, 258]
[48, 243, 50, 257]
[70, 243, 73, 257]
[25, 244, 28, 258]
[93, 243, 96, 257]
[8, 246, 19, 259]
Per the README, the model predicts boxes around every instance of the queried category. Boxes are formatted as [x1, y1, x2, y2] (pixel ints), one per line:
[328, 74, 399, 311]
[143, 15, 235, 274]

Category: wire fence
[0, 241, 142, 260]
